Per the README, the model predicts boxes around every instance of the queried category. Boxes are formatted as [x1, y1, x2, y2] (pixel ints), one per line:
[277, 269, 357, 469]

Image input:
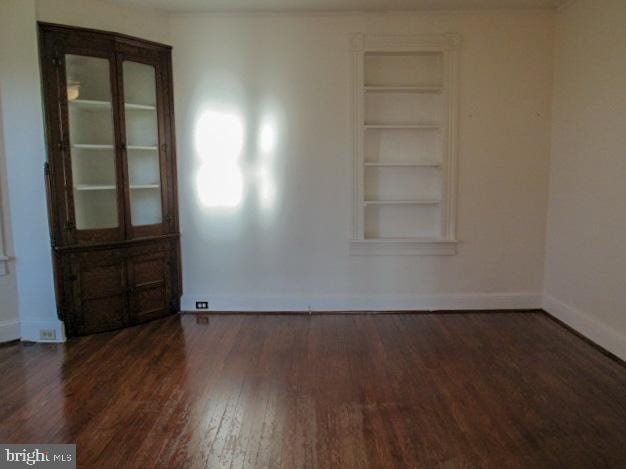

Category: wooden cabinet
[58, 239, 180, 336]
[39, 23, 181, 336]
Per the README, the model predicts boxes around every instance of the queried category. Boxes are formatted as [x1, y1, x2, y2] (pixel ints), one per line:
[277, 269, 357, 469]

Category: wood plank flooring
[0, 312, 624, 468]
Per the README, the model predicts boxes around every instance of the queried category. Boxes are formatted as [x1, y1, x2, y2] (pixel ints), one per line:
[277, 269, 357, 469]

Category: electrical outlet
[195, 301, 209, 310]
[40, 329, 56, 341]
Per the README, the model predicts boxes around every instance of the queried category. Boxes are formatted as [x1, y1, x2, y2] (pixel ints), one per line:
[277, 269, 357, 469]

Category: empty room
[0, 0, 624, 467]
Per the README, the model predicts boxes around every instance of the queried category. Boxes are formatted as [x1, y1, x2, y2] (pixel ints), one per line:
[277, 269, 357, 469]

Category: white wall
[0, 85, 20, 343]
[171, 10, 554, 311]
[36, 0, 170, 44]
[544, 0, 626, 359]
[0, 0, 60, 341]
[13, 0, 624, 354]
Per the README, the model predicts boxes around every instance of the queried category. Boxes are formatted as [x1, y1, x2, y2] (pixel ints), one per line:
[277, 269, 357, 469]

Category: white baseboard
[182, 292, 542, 313]
[543, 294, 625, 361]
[20, 320, 66, 343]
[0, 320, 20, 343]
[7, 295, 622, 361]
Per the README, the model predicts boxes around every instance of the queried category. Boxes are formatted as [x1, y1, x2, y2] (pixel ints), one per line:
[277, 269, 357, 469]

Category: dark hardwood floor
[0, 312, 624, 468]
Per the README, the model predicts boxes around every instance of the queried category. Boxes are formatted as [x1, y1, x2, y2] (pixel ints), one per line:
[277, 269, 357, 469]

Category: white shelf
[125, 103, 156, 111]
[364, 162, 441, 168]
[69, 99, 111, 109]
[72, 144, 159, 151]
[364, 124, 440, 130]
[74, 184, 116, 191]
[349, 237, 458, 256]
[74, 184, 159, 191]
[69, 100, 155, 111]
[127, 145, 158, 151]
[364, 199, 440, 206]
[130, 184, 160, 190]
[72, 144, 158, 151]
[72, 144, 114, 150]
[365, 85, 442, 93]
[359, 237, 455, 243]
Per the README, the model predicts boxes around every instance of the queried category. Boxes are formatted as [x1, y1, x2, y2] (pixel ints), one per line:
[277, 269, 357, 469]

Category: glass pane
[123, 61, 162, 226]
[65, 55, 119, 230]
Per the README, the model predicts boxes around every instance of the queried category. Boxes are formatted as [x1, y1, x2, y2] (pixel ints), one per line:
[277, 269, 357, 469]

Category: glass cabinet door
[65, 55, 119, 230]
[122, 61, 163, 228]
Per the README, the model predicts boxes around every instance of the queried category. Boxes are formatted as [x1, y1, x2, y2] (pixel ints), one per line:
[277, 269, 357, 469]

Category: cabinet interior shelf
[130, 184, 160, 190]
[364, 162, 441, 168]
[363, 199, 440, 206]
[72, 144, 114, 150]
[69, 99, 156, 111]
[364, 85, 442, 93]
[72, 144, 158, 151]
[74, 184, 116, 191]
[364, 124, 440, 130]
[128, 145, 158, 151]
[125, 103, 156, 111]
[74, 184, 160, 191]
[69, 99, 111, 109]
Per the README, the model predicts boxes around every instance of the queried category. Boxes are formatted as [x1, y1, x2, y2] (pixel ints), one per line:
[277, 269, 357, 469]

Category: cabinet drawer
[127, 242, 177, 323]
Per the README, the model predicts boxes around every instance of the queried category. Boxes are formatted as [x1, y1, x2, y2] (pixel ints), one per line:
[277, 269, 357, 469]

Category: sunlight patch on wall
[256, 119, 277, 210]
[259, 121, 276, 155]
[193, 107, 282, 212]
[195, 110, 244, 208]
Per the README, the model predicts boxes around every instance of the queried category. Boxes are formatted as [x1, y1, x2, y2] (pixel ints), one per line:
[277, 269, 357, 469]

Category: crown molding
[349, 32, 461, 51]
[557, 0, 581, 13]
[168, 8, 558, 19]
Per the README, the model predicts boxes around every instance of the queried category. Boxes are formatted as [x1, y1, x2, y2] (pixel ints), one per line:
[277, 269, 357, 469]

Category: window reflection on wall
[194, 109, 279, 212]
[195, 111, 244, 208]
[257, 120, 276, 210]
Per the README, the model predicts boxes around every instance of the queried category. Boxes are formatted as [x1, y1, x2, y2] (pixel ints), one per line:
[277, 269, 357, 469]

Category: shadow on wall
[0, 88, 14, 278]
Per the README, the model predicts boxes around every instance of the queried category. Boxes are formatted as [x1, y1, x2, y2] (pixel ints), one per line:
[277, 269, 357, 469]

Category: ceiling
[102, 0, 569, 14]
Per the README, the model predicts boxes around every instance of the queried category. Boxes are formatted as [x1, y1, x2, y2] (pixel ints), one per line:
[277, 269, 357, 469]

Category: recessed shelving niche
[365, 91, 442, 126]
[350, 34, 460, 255]
[364, 51, 444, 88]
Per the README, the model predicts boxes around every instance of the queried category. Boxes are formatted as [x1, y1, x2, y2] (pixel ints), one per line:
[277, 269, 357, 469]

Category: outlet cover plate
[40, 329, 56, 340]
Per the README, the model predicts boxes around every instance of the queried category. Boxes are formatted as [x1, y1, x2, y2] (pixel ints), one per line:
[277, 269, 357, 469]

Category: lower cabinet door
[69, 249, 128, 335]
[61, 240, 179, 336]
[126, 242, 175, 324]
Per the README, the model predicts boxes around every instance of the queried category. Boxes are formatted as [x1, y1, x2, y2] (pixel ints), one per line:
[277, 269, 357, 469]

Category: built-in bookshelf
[40, 23, 180, 337]
[65, 56, 163, 229]
[350, 34, 460, 255]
